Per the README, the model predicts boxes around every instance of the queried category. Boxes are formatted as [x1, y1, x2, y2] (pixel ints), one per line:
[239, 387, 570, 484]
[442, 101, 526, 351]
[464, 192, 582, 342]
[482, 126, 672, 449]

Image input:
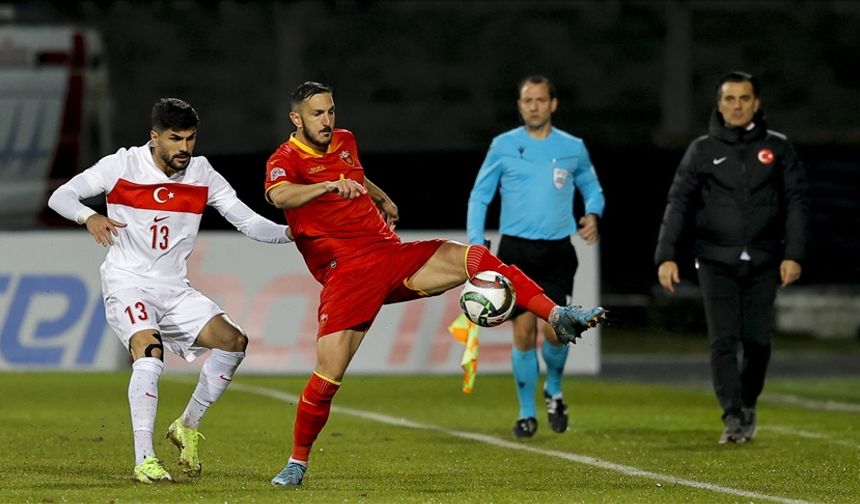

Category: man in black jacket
[654, 71, 809, 444]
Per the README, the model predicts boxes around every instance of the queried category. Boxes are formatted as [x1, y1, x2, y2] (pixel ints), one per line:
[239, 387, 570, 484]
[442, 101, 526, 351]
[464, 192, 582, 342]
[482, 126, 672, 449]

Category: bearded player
[48, 98, 292, 483]
[265, 81, 606, 487]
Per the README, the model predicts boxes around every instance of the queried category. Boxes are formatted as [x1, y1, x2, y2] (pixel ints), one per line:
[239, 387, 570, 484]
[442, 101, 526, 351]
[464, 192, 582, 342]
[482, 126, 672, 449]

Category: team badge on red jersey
[757, 148, 774, 165]
[339, 150, 354, 166]
[270, 167, 286, 181]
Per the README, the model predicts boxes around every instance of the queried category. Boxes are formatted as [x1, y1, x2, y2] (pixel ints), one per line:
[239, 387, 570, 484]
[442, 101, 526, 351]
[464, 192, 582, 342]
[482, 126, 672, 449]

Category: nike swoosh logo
[153, 216, 169, 222]
[712, 157, 727, 165]
[300, 394, 318, 407]
[218, 374, 232, 382]
[145, 392, 157, 399]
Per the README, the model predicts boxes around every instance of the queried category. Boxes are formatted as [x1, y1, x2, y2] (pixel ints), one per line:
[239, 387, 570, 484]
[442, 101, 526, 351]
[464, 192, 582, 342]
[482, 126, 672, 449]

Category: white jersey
[49, 142, 289, 297]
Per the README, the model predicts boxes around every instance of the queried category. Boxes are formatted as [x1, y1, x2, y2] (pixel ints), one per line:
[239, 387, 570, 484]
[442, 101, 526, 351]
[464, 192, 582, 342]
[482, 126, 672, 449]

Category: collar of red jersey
[289, 133, 334, 157]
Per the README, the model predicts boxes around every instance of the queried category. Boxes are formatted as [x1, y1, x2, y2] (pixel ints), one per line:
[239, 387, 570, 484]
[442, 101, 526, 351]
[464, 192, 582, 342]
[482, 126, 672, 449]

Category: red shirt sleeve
[265, 146, 297, 203]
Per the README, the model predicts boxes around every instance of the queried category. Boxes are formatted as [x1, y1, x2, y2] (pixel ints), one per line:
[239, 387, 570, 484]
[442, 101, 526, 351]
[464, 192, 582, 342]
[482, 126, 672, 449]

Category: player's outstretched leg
[167, 418, 206, 478]
[548, 305, 607, 344]
[465, 245, 606, 338]
[133, 456, 173, 483]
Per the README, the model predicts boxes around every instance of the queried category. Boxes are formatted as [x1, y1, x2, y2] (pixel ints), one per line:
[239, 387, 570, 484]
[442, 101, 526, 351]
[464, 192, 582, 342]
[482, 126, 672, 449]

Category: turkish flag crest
[757, 148, 774, 165]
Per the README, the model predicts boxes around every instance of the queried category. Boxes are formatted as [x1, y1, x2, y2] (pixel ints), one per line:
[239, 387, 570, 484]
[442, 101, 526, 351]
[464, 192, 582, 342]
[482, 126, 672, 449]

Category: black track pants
[696, 259, 780, 418]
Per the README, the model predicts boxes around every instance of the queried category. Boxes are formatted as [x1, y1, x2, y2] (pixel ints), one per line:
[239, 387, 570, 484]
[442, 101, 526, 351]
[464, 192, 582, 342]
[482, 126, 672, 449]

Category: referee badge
[553, 168, 568, 189]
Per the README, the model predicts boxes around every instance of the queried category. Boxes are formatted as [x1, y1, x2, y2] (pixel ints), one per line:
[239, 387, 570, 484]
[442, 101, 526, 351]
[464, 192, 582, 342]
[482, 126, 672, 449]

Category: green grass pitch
[1, 372, 858, 503]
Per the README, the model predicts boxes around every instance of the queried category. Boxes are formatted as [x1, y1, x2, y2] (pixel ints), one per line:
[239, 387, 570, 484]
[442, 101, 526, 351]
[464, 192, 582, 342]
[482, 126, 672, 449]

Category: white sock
[181, 349, 244, 429]
[288, 457, 308, 468]
[128, 357, 164, 465]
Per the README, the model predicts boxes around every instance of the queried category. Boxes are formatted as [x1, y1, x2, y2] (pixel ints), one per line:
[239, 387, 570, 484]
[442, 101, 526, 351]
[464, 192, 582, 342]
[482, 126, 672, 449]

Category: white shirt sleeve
[48, 150, 125, 224]
[48, 167, 107, 225]
[222, 200, 291, 243]
[201, 160, 290, 243]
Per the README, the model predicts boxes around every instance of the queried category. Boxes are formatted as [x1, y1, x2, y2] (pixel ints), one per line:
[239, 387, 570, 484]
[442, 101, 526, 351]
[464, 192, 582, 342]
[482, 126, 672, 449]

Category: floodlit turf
[1, 372, 858, 503]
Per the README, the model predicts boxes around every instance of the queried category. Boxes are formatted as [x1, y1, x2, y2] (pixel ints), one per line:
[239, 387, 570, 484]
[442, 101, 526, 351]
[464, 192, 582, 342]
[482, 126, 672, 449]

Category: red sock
[465, 245, 556, 320]
[291, 372, 341, 462]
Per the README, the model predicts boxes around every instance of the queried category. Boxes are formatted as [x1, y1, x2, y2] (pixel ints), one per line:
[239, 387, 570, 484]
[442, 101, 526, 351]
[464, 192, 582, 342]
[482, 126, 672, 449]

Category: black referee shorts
[496, 234, 577, 307]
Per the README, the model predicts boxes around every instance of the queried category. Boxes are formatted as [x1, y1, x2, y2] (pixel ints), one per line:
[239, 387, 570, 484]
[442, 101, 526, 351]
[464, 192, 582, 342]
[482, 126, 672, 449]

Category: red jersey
[265, 129, 399, 281]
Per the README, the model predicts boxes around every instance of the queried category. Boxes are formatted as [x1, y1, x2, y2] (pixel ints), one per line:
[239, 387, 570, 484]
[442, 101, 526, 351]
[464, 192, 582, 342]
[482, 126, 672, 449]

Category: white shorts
[104, 286, 225, 362]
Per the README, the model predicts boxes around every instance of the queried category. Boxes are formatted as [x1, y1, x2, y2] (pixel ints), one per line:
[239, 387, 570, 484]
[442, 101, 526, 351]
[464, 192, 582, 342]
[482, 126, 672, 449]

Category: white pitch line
[764, 425, 860, 449]
[229, 382, 811, 504]
[763, 393, 860, 413]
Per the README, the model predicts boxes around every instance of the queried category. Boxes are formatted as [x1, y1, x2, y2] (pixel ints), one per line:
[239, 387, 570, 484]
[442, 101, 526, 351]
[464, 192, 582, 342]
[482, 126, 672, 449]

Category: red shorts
[316, 239, 445, 337]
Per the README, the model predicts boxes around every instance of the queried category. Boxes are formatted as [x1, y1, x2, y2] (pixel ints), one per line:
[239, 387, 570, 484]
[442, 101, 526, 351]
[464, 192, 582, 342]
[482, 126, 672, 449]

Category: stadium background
[3, 1, 860, 339]
[2, 3, 860, 502]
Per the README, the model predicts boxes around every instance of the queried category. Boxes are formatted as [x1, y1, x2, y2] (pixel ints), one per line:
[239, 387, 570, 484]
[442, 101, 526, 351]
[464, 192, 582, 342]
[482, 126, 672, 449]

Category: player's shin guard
[465, 245, 555, 319]
[292, 372, 341, 462]
[182, 349, 245, 429]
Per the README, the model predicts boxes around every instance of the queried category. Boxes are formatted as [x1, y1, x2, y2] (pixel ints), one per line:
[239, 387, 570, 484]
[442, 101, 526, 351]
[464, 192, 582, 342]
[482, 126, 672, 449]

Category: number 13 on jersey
[150, 224, 169, 250]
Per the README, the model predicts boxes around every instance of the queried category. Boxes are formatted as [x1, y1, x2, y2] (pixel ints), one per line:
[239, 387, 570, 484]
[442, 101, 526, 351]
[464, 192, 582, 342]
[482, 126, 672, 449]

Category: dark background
[11, 0, 860, 296]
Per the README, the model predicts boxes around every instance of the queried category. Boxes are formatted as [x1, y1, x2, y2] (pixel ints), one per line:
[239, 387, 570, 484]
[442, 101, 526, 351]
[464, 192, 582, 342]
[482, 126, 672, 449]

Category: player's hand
[577, 214, 599, 244]
[780, 259, 801, 287]
[377, 198, 399, 230]
[324, 178, 367, 199]
[85, 214, 127, 247]
[657, 260, 680, 294]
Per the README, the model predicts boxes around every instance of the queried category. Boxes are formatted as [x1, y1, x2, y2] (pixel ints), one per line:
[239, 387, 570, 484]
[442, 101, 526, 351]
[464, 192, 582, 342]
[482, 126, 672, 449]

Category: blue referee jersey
[467, 126, 605, 244]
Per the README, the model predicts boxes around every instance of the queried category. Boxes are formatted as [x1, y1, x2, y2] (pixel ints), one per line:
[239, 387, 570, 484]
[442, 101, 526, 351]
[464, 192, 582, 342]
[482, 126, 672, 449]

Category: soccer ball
[459, 270, 517, 327]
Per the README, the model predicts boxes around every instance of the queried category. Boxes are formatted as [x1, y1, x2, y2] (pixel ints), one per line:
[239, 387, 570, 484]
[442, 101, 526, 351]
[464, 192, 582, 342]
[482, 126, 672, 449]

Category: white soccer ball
[459, 270, 517, 327]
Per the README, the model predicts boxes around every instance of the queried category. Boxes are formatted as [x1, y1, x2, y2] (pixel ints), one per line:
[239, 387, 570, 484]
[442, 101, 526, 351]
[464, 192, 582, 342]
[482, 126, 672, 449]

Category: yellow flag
[448, 313, 480, 393]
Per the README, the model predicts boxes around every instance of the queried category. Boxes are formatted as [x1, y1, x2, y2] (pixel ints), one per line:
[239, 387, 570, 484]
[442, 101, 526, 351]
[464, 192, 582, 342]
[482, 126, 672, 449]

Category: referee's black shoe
[512, 417, 538, 438]
[544, 390, 569, 433]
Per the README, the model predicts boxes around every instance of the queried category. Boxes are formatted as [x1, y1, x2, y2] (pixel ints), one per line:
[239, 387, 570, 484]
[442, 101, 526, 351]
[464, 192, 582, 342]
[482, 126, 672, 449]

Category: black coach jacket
[654, 109, 809, 269]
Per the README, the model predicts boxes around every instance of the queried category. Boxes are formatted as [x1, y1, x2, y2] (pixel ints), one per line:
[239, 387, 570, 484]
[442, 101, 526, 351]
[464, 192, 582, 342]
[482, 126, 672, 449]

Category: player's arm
[48, 170, 126, 247]
[364, 177, 398, 229]
[206, 169, 292, 243]
[267, 178, 366, 210]
[222, 201, 292, 243]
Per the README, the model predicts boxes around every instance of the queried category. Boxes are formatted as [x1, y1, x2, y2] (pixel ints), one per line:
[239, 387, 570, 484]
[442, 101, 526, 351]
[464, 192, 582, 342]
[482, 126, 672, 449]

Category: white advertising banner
[0, 231, 600, 374]
[0, 232, 125, 370]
